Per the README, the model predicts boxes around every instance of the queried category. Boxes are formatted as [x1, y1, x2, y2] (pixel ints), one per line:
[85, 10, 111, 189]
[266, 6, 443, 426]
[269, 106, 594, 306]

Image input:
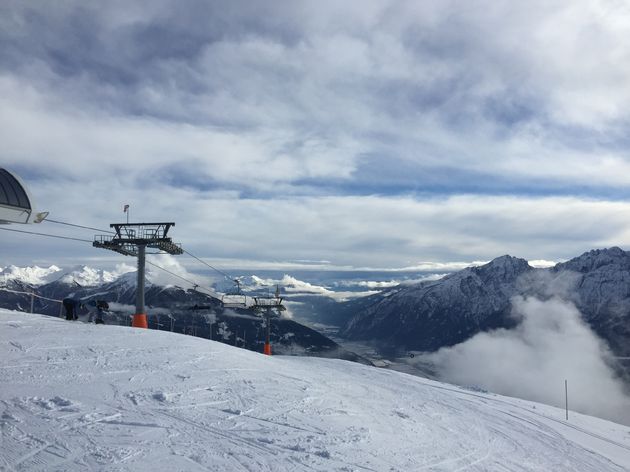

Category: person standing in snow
[94, 300, 109, 325]
[62, 298, 82, 321]
[86, 300, 109, 324]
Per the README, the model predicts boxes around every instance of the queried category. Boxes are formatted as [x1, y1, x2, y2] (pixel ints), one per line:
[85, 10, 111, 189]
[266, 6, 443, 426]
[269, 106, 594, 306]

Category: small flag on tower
[123, 204, 129, 213]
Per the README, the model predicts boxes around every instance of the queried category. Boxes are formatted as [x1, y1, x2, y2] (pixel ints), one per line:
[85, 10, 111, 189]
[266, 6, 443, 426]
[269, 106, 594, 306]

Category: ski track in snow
[1, 310, 630, 471]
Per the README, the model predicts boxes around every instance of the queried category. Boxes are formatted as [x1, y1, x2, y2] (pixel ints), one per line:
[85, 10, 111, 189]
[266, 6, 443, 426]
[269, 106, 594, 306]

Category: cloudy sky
[2, 0, 630, 271]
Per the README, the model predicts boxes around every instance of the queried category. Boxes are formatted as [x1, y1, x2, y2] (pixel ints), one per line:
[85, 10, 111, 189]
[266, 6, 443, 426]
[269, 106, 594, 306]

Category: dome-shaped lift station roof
[0, 168, 47, 224]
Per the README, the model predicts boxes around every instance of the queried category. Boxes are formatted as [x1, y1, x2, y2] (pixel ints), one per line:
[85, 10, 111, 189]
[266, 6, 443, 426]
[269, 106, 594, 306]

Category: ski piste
[2, 309, 630, 471]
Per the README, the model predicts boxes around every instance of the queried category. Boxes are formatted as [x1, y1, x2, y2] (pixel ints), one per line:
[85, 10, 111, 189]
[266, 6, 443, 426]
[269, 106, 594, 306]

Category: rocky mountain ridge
[341, 255, 533, 352]
[341, 247, 630, 361]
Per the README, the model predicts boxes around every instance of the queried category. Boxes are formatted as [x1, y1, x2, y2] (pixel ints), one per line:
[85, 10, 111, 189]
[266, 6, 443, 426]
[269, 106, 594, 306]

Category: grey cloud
[5, 191, 630, 270]
[4, 1, 628, 126]
[3, 1, 630, 267]
[4, 1, 629, 147]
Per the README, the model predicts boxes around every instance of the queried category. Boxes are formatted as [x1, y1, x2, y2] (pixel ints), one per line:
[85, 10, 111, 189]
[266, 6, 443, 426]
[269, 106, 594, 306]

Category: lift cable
[47, 217, 214, 295]
[0, 224, 221, 301]
[0, 226, 93, 243]
[39, 216, 237, 284]
[144, 258, 221, 301]
[43, 218, 116, 234]
[182, 248, 236, 282]
[42, 218, 224, 294]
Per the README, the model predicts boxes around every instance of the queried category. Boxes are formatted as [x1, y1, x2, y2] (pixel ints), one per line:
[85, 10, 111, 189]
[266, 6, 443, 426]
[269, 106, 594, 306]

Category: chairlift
[252, 284, 285, 316]
[252, 297, 285, 312]
[221, 279, 248, 309]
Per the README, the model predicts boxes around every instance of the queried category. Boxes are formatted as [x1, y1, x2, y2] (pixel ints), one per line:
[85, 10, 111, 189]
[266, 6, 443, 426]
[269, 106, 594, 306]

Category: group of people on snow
[62, 298, 109, 324]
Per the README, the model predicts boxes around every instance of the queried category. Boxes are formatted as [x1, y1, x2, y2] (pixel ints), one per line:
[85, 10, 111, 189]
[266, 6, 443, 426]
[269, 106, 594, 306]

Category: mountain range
[5, 247, 630, 374]
[339, 247, 630, 367]
[0, 265, 364, 363]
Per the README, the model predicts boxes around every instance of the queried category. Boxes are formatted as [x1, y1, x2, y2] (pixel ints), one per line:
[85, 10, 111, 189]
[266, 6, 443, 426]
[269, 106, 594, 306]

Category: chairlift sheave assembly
[252, 285, 285, 316]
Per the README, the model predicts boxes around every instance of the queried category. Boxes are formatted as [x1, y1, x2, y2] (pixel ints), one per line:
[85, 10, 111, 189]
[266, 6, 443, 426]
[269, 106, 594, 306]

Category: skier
[94, 300, 109, 325]
[87, 300, 109, 324]
[62, 298, 83, 321]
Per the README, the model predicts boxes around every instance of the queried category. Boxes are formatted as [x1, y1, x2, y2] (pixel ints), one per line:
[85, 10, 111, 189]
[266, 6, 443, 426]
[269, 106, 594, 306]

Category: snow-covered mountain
[0, 265, 364, 363]
[340, 247, 630, 362]
[1, 309, 629, 471]
[0, 264, 61, 285]
[341, 255, 532, 352]
[551, 247, 630, 358]
[54, 265, 134, 286]
[0, 264, 136, 287]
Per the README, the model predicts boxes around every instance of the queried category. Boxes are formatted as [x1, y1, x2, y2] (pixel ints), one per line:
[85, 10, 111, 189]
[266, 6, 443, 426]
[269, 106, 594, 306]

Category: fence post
[565, 379, 569, 421]
[30, 292, 34, 313]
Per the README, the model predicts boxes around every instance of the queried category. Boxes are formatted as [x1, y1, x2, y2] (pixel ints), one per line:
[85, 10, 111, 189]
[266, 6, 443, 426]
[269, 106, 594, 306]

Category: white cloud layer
[146, 254, 214, 289]
[425, 296, 630, 424]
[250, 275, 378, 302]
[4, 192, 630, 269]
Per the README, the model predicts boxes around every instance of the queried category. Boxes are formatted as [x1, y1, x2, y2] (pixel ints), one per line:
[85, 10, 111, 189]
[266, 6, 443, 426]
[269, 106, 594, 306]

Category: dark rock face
[553, 248, 630, 357]
[342, 256, 533, 352]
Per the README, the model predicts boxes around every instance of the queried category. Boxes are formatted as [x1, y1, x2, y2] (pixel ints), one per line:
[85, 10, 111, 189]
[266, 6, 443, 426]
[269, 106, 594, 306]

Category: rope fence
[0, 287, 64, 316]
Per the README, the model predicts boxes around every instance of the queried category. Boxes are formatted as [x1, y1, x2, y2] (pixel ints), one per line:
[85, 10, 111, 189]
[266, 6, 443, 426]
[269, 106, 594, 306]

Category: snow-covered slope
[2, 310, 630, 471]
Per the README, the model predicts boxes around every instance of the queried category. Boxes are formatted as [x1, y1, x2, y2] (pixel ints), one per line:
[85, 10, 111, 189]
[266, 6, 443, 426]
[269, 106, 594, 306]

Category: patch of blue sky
[291, 161, 630, 201]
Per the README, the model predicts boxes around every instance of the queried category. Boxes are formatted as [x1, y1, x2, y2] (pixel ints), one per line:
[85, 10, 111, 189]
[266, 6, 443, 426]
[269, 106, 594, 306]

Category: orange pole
[264, 309, 272, 355]
[132, 313, 148, 328]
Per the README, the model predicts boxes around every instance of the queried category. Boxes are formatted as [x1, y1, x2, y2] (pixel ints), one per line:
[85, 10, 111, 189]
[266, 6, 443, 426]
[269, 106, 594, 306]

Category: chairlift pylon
[252, 285, 285, 356]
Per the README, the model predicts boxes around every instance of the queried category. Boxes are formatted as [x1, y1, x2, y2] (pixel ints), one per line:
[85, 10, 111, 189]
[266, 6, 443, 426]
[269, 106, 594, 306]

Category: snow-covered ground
[2, 310, 630, 471]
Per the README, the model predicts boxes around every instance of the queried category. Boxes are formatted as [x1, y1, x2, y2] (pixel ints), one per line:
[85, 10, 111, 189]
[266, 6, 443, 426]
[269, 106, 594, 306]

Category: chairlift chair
[252, 297, 285, 311]
[221, 279, 248, 309]
[252, 285, 285, 316]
